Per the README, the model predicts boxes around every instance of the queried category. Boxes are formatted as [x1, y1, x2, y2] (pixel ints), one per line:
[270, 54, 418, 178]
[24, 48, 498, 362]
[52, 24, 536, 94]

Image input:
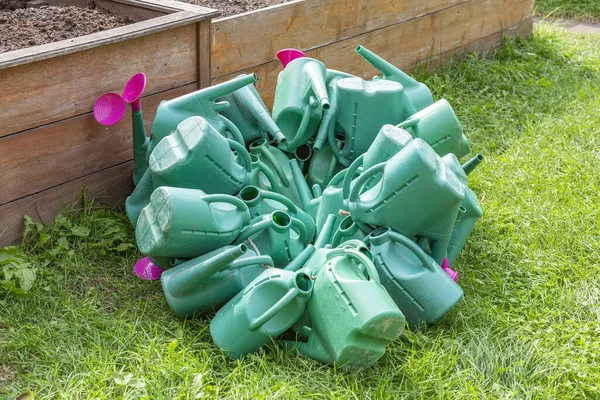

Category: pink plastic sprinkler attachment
[93, 92, 126, 126]
[276, 48, 307, 68]
[123, 72, 146, 111]
[441, 258, 458, 283]
[134, 257, 165, 281]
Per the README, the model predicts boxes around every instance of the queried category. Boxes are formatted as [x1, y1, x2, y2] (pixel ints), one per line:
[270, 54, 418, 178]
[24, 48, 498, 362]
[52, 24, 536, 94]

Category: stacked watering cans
[103, 45, 484, 370]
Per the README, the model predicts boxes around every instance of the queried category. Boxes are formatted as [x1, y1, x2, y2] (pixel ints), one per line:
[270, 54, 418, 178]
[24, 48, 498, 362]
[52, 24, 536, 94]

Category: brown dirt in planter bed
[0, 2, 132, 54]
[183, 0, 291, 18]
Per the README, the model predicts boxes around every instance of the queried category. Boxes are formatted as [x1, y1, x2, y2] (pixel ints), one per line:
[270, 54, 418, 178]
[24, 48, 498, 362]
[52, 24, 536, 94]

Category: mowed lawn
[1, 23, 600, 399]
[536, 0, 600, 22]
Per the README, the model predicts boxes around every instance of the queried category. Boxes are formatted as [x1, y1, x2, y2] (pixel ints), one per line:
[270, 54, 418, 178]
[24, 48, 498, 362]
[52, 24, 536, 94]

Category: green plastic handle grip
[376, 229, 437, 273]
[341, 154, 365, 200]
[256, 188, 301, 217]
[324, 247, 380, 284]
[289, 215, 309, 244]
[347, 162, 386, 232]
[227, 139, 253, 172]
[252, 140, 289, 185]
[252, 158, 281, 192]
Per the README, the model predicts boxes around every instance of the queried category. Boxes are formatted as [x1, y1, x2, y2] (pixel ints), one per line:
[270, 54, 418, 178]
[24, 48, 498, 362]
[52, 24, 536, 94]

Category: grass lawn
[2, 23, 600, 399]
[536, 0, 600, 22]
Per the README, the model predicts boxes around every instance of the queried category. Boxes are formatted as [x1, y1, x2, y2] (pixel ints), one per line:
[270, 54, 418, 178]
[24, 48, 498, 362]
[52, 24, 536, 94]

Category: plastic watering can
[330, 77, 416, 166]
[397, 100, 471, 160]
[147, 74, 258, 157]
[330, 215, 370, 247]
[307, 141, 345, 189]
[125, 168, 153, 227]
[210, 267, 313, 359]
[276, 48, 307, 67]
[218, 79, 286, 145]
[123, 72, 150, 186]
[136, 186, 251, 258]
[347, 139, 466, 264]
[161, 244, 276, 317]
[314, 169, 351, 234]
[149, 116, 252, 195]
[355, 45, 433, 112]
[249, 139, 302, 206]
[282, 247, 405, 370]
[366, 228, 463, 327]
[238, 185, 317, 242]
[233, 211, 310, 268]
[271, 57, 330, 152]
[442, 154, 484, 264]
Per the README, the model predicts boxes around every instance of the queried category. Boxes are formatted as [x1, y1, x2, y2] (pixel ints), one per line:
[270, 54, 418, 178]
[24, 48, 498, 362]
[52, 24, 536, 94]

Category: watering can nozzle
[462, 154, 484, 175]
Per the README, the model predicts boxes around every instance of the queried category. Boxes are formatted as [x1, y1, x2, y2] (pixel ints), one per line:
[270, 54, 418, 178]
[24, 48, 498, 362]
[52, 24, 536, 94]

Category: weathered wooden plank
[0, 84, 197, 206]
[0, 23, 199, 138]
[0, 162, 133, 247]
[212, 0, 472, 78]
[197, 20, 213, 89]
[94, 0, 167, 22]
[213, 0, 533, 108]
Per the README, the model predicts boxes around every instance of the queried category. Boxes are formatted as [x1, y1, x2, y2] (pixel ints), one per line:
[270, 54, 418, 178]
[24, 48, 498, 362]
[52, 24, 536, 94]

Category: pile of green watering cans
[120, 45, 484, 370]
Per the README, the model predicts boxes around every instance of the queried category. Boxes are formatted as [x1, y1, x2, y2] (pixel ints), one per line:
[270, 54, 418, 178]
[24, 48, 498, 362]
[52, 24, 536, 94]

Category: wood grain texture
[0, 84, 197, 206]
[94, 0, 167, 22]
[213, 0, 533, 108]
[197, 20, 213, 89]
[0, 162, 133, 247]
[211, 0, 472, 77]
[0, 23, 198, 137]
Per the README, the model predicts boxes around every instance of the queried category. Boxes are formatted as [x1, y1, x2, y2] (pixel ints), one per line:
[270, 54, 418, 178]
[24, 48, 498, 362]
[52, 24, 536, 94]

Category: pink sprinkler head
[441, 258, 458, 283]
[134, 257, 165, 281]
[276, 48, 307, 68]
[123, 72, 146, 111]
[93, 92, 126, 126]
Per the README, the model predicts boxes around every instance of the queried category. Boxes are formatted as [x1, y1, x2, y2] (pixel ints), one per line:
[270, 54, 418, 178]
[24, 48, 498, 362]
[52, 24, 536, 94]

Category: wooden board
[211, 0, 472, 78]
[0, 23, 200, 138]
[0, 162, 133, 247]
[213, 0, 533, 108]
[0, 84, 197, 206]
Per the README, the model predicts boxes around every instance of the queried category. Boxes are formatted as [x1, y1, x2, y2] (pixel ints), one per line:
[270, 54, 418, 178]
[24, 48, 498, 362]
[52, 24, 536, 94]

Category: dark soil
[183, 0, 290, 18]
[0, 3, 132, 53]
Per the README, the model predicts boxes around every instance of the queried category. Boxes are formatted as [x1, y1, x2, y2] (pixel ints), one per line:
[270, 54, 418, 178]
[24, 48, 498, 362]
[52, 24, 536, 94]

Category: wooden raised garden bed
[0, 0, 533, 246]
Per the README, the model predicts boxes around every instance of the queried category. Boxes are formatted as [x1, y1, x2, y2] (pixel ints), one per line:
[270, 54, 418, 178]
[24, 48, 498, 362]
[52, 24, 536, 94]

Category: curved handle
[348, 162, 385, 203]
[252, 159, 281, 192]
[258, 189, 300, 215]
[342, 154, 364, 200]
[286, 104, 313, 151]
[289, 216, 309, 244]
[384, 230, 437, 272]
[227, 139, 252, 172]
[324, 248, 380, 284]
[249, 284, 301, 331]
[233, 217, 273, 244]
[230, 255, 274, 270]
[397, 117, 420, 130]
[254, 143, 289, 186]
[202, 194, 249, 213]
[327, 126, 352, 167]
[219, 114, 246, 145]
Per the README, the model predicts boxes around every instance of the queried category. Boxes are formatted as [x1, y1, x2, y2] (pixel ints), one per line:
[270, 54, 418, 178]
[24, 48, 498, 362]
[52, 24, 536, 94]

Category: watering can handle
[385, 230, 438, 272]
[252, 160, 281, 192]
[230, 255, 274, 270]
[258, 189, 300, 216]
[289, 216, 309, 244]
[202, 194, 249, 213]
[252, 143, 290, 186]
[397, 117, 420, 130]
[227, 139, 253, 172]
[248, 283, 302, 331]
[348, 162, 385, 204]
[233, 217, 273, 245]
[325, 248, 380, 284]
[342, 154, 364, 200]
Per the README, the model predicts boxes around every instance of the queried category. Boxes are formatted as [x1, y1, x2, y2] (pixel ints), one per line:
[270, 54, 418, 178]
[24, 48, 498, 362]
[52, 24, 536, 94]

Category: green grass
[2, 24, 600, 399]
[536, 0, 600, 22]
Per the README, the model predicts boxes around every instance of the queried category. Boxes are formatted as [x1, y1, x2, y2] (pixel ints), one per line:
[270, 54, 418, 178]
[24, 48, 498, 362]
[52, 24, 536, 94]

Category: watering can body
[161, 244, 274, 317]
[368, 228, 463, 327]
[136, 186, 251, 258]
[285, 247, 405, 369]
[147, 74, 257, 156]
[238, 185, 316, 242]
[149, 116, 252, 195]
[125, 168, 153, 227]
[355, 45, 433, 112]
[272, 58, 330, 152]
[314, 169, 349, 235]
[307, 141, 345, 189]
[332, 77, 415, 166]
[210, 267, 313, 359]
[398, 100, 471, 160]
[233, 211, 309, 268]
[347, 138, 466, 263]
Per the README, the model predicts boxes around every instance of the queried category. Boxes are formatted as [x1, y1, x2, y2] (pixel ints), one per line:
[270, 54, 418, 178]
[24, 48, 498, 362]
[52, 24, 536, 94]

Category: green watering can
[147, 73, 257, 157]
[314, 169, 351, 235]
[218, 79, 286, 145]
[233, 211, 310, 268]
[284, 213, 339, 272]
[307, 141, 345, 189]
[136, 186, 251, 258]
[272, 57, 330, 152]
[210, 267, 313, 359]
[238, 185, 317, 242]
[149, 116, 252, 195]
[366, 228, 463, 327]
[442, 153, 484, 264]
[347, 138, 466, 264]
[161, 244, 275, 318]
[330, 77, 416, 166]
[397, 100, 471, 160]
[355, 45, 433, 112]
[248, 138, 302, 207]
[330, 215, 370, 247]
[283, 247, 405, 370]
[125, 168, 153, 227]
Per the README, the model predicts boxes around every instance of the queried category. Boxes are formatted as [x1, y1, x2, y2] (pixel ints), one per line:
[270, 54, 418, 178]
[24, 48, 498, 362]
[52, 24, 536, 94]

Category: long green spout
[289, 159, 314, 210]
[462, 154, 484, 176]
[284, 244, 316, 272]
[132, 109, 150, 186]
[304, 61, 330, 110]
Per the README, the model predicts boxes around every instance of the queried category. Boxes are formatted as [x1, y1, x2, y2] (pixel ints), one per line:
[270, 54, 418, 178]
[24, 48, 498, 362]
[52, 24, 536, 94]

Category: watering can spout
[284, 244, 316, 271]
[314, 214, 336, 249]
[198, 73, 258, 102]
[305, 61, 330, 110]
[289, 159, 314, 210]
[462, 154, 484, 175]
[170, 244, 248, 295]
[356, 45, 413, 85]
[131, 109, 149, 186]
